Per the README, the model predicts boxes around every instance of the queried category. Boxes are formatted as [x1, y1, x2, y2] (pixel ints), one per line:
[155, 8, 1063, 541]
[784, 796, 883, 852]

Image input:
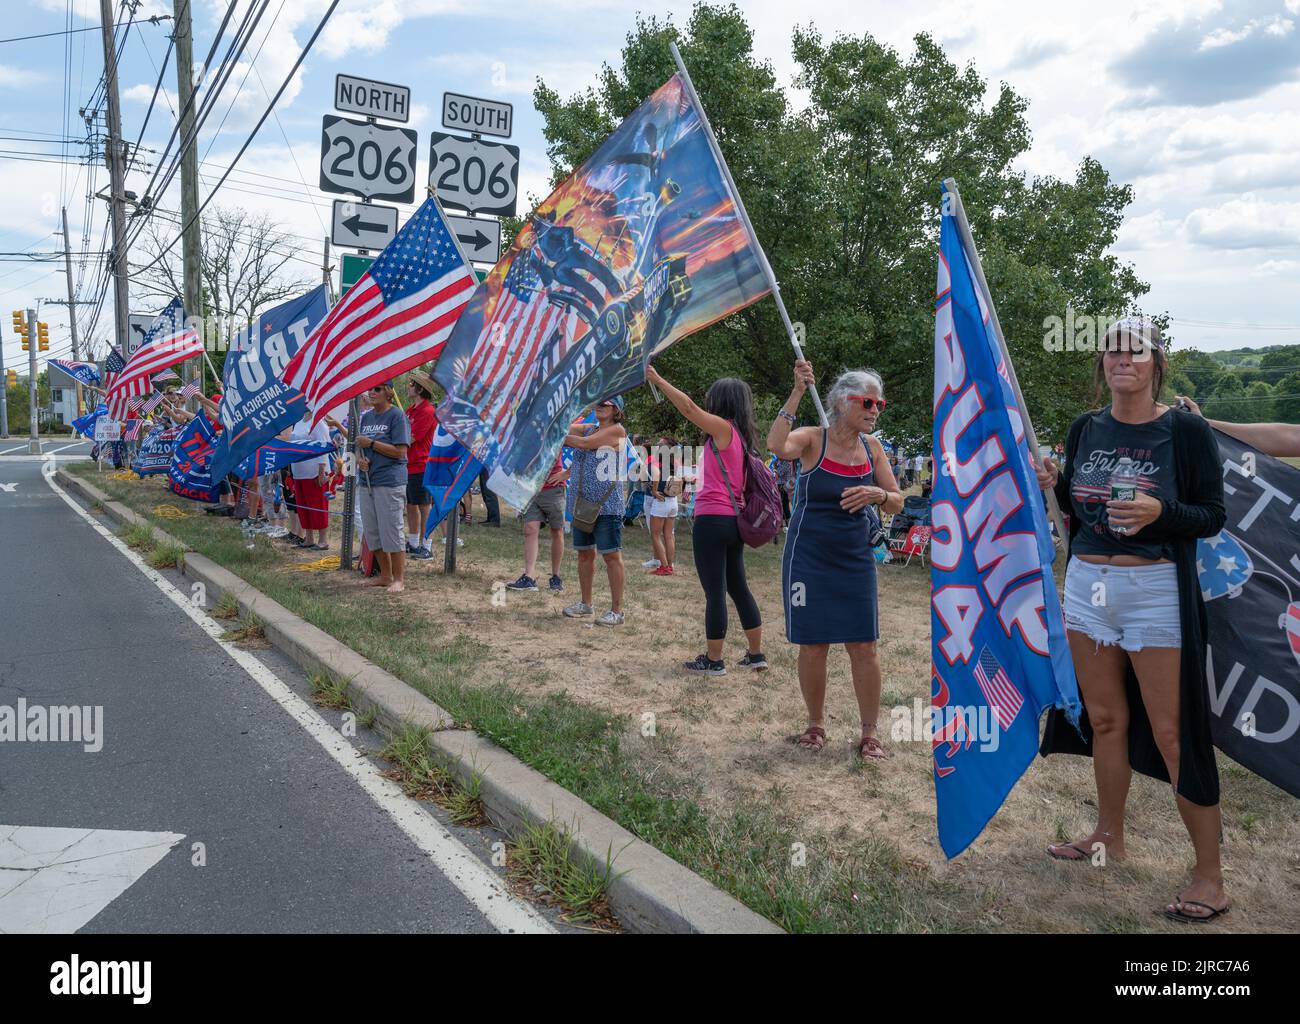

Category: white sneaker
[642, 558, 660, 569]
[563, 602, 593, 618]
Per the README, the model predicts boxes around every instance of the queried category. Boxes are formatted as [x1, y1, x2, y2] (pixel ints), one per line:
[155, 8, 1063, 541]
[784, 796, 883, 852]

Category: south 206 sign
[428, 131, 519, 217]
[320, 115, 418, 203]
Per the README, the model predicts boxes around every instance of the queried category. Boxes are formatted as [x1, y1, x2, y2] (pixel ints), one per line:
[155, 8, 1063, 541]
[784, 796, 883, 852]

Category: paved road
[0, 459, 555, 933]
[0, 439, 93, 458]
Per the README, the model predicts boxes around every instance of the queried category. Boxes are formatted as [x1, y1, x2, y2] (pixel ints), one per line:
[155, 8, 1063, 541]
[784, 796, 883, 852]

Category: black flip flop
[1164, 899, 1230, 924]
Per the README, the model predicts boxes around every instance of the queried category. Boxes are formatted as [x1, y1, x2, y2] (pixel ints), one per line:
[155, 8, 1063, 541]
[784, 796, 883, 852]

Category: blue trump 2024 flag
[234, 438, 334, 480]
[168, 414, 220, 503]
[132, 424, 183, 477]
[423, 420, 482, 536]
[930, 183, 1080, 858]
[209, 286, 330, 482]
[72, 404, 108, 438]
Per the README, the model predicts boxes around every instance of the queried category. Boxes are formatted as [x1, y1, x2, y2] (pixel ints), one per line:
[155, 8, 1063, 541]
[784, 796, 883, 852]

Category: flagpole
[668, 42, 828, 428]
[942, 177, 1068, 547]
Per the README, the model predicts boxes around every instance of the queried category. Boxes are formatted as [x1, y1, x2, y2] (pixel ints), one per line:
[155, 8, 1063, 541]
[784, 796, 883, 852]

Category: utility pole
[174, 0, 203, 403]
[60, 207, 87, 415]
[322, 236, 335, 302]
[0, 320, 9, 438]
[27, 307, 40, 454]
[100, 0, 131, 360]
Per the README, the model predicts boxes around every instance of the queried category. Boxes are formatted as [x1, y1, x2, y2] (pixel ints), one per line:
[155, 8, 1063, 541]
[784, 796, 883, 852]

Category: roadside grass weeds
[507, 819, 619, 926]
[147, 541, 185, 570]
[212, 591, 241, 619]
[309, 671, 350, 710]
[121, 522, 156, 551]
[380, 725, 486, 826]
[220, 610, 265, 646]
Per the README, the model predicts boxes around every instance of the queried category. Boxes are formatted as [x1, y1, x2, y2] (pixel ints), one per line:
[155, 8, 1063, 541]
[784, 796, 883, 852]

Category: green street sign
[340, 253, 374, 294]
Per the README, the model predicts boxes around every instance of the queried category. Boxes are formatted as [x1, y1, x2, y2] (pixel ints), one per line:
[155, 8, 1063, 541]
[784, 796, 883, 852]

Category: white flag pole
[669, 42, 828, 428]
[942, 177, 1068, 547]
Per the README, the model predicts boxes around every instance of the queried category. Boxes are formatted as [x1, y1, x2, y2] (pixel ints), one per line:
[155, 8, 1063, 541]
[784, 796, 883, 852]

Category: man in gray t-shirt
[357, 383, 412, 591]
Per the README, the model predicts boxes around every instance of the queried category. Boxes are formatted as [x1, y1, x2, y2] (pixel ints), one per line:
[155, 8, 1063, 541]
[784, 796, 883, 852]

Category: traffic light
[11, 310, 27, 351]
[5, 368, 15, 389]
[37, 321, 49, 352]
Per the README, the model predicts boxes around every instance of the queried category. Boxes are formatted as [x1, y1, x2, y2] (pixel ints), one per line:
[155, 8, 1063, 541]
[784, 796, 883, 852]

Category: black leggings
[692, 515, 762, 641]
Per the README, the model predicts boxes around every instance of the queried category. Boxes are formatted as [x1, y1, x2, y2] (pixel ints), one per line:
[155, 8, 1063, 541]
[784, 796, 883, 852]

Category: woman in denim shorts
[561, 397, 627, 626]
[1036, 318, 1228, 923]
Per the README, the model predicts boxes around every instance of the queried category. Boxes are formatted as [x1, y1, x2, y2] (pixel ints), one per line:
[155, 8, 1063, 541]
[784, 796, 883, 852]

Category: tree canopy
[534, 2, 1151, 448]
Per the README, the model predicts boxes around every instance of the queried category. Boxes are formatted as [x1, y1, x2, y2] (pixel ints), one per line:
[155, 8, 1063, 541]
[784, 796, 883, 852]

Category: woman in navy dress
[768, 362, 903, 759]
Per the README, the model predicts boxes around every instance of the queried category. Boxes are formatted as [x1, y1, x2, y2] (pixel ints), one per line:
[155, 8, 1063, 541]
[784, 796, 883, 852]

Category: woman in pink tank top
[645, 366, 766, 676]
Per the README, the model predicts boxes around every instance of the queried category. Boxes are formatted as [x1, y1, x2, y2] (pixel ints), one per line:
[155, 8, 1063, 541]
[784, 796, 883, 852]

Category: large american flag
[105, 298, 202, 420]
[284, 197, 474, 427]
[972, 646, 1025, 731]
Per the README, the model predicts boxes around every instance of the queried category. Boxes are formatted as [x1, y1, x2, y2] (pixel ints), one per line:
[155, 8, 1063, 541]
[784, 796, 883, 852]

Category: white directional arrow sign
[0, 824, 184, 933]
[446, 214, 502, 265]
[331, 199, 399, 251]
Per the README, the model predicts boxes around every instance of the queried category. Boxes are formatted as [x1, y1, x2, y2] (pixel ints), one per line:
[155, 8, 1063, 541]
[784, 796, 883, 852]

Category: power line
[133, 0, 342, 275]
[0, 25, 100, 45]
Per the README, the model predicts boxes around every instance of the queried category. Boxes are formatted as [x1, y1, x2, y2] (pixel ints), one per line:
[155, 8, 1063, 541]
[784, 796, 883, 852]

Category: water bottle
[1109, 457, 1139, 536]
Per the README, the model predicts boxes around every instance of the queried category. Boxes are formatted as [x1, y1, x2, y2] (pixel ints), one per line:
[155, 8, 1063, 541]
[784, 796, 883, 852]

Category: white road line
[0, 446, 28, 456]
[44, 442, 87, 455]
[45, 471, 555, 935]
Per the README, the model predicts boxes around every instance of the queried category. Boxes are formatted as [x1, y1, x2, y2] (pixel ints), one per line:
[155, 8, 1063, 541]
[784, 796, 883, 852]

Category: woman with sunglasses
[561, 396, 628, 626]
[768, 362, 902, 759]
[1036, 318, 1229, 923]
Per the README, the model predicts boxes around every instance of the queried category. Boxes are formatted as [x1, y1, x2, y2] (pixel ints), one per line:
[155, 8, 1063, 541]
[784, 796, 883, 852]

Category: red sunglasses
[848, 395, 886, 412]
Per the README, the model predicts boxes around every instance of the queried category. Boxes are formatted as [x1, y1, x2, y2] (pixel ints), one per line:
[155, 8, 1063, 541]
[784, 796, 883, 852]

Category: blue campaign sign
[209, 286, 330, 481]
[168, 414, 219, 503]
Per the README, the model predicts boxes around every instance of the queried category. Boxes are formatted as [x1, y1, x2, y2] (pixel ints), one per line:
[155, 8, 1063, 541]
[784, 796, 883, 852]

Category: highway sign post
[335, 74, 411, 122]
[340, 253, 375, 294]
[441, 92, 513, 139]
[446, 214, 502, 265]
[428, 131, 519, 217]
[331, 199, 399, 251]
[320, 115, 418, 203]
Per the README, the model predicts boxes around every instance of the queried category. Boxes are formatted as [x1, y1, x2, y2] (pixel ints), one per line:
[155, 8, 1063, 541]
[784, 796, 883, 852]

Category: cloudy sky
[3, 0, 1299, 374]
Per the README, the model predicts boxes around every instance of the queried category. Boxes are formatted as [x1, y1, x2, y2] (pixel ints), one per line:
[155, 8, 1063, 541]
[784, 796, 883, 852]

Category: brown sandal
[788, 725, 826, 751]
[857, 734, 888, 761]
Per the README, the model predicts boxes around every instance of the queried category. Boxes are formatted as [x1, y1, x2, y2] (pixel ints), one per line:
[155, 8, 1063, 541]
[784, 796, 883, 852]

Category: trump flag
[422, 421, 482, 536]
[433, 72, 771, 509]
[930, 182, 1080, 858]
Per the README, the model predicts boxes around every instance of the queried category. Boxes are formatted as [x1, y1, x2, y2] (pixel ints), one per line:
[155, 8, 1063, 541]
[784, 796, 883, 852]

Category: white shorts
[1063, 557, 1182, 651]
[646, 495, 678, 519]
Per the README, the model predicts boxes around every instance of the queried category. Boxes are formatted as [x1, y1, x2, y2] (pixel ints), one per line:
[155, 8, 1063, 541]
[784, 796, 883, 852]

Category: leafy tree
[1259, 345, 1300, 386]
[1172, 349, 1225, 400]
[533, 2, 1149, 449]
[1274, 371, 1300, 424]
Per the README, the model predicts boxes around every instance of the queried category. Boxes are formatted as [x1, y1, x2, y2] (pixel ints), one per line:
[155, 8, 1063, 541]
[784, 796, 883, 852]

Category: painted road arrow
[446, 214, 501, 265]
[0, 824, 184, 932]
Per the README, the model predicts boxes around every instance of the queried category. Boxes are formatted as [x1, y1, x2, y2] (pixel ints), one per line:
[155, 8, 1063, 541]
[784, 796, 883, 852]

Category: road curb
[58, 468, 784, 935]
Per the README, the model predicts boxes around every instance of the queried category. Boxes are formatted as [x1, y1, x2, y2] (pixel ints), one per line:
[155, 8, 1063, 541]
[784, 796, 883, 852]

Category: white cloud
[0, 65, 47, 88]
[1184, 195, 1300, 249]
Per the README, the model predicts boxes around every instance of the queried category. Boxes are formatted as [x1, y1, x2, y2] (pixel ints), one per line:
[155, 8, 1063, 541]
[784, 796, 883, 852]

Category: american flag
[104, 348, 127, 384]
[153, 368, 180, 385]
[139, 392, 164, 416]
[455, 226, 620, 449]
[179, 381, 200, 401]
[972, 646, 1024, 731]
[283, 197, 474, 427]
[124, 419, 143, 441]
[105, 298, 202, 420]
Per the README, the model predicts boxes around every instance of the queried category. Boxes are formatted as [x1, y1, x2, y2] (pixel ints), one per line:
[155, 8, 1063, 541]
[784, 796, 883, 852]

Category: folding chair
[888, 525, 932, 567]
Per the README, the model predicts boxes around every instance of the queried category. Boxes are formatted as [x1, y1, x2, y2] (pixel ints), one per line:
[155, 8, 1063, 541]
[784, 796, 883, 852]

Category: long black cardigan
[1039, 407, 1227, 807]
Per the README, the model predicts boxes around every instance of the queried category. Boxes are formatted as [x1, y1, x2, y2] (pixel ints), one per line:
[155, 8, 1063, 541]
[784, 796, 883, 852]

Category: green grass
[220, 610, 265, 645]
[147, 541, 185, 569]
[70, 465, 968, 933]
[508, 819, 619, 925]
[309, 671, 350, 710]
[381, 724, 486, 826]
[120, 522, 157, 551]
[212, 591, 241, 620]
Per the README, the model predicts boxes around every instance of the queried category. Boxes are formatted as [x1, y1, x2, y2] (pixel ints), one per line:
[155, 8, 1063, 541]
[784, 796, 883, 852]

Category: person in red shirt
[404, 371, 439, 560]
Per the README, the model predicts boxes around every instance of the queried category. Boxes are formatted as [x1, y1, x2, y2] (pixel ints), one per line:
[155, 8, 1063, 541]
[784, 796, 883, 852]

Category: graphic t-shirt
[360, 405, 412, 488]
[1069, 407, 1175, 560]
